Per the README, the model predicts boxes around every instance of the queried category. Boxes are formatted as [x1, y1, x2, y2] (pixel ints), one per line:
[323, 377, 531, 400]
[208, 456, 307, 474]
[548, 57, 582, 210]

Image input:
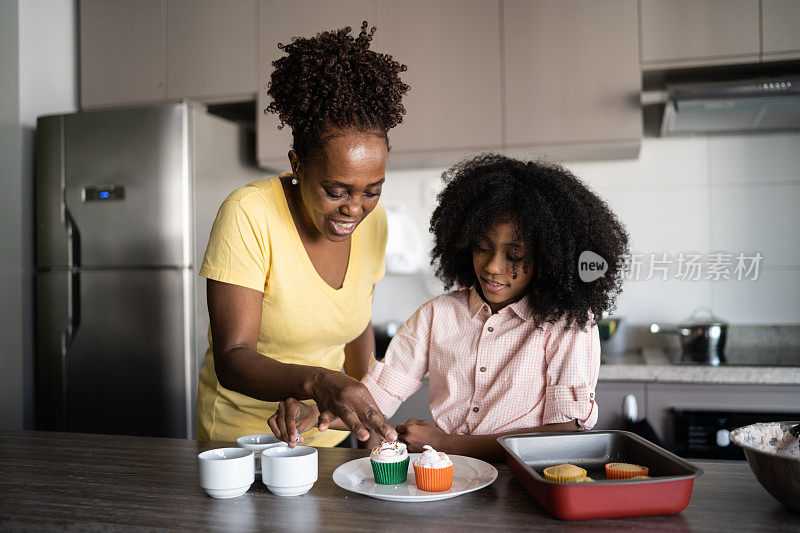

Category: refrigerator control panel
[82, 185, 125, 202]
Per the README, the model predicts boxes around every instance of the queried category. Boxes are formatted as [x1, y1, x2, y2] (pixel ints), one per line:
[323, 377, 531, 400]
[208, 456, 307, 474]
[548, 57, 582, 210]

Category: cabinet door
[594, 381, 646, 430]
[167, 0, 257, 100]
[372, 0, 502, 160]
[80, 0, 166, 108]
[640, 0, 759, 68]
[257, 0, 373, 168]
[503, 0, 640, 150]
[762, 0, 800, 59]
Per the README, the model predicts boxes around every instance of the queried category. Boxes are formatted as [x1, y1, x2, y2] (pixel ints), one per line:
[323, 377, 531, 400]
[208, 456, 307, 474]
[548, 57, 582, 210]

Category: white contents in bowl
[730, 422, 800, 458]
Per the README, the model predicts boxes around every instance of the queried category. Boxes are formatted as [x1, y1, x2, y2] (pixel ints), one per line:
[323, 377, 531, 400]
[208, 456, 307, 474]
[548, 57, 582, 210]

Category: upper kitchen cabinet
[503, 0, 641, 159]
[166, 0, 257, 102]
[761, 0, 800, 61]
[80, 0, 166, 108]
[80, 0, 257, 109]
[257, 0, 373, 169]
[371, 0, 503, 165]
[640, 0, 760, 69]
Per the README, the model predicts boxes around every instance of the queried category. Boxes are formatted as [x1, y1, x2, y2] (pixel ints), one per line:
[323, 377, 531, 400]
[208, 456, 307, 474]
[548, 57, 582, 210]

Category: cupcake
[542, 463, 587, 482]
[370, 441, 409, 485]
[604, 462, 649, 479]
[568, 476, 595, 483]
[412, 445, 454, 492]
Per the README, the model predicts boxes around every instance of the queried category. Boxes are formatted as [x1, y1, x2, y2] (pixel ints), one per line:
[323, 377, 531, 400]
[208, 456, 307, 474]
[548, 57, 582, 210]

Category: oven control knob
[716, 429, 731, 447]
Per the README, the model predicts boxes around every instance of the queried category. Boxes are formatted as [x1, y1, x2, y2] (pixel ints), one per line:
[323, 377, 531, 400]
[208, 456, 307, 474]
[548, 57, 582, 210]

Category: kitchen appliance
[35, 103, 262, 438]
[642, 75, 800, 136]
[672, 410, 800, 460]
[498, 431, 703, 521]
[650, 307, 728, 365]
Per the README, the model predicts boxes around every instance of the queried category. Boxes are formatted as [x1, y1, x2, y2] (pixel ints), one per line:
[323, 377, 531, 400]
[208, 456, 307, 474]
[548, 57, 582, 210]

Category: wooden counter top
[1, 430, 797, 531]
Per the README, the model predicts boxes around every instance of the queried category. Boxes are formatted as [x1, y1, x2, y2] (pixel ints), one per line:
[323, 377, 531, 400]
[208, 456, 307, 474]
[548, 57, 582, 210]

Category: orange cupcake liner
[605, 463, 649, 479]
[413, 464, 454, 492]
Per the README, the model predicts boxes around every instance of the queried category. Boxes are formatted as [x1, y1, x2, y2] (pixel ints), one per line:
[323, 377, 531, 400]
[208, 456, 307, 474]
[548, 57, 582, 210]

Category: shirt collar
[467, 287, 534, 321]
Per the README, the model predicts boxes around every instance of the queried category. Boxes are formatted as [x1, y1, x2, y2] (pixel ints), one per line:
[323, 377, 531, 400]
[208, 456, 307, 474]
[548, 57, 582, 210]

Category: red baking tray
[498, 431, 703, 520]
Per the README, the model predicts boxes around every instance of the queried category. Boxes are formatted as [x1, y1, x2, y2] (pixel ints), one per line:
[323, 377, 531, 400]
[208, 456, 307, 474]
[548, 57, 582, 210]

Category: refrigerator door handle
[64, 208, 81, 351]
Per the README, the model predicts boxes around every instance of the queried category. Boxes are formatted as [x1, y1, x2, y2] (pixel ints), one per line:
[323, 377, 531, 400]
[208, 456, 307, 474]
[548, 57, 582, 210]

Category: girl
[269, 154, 629, 460]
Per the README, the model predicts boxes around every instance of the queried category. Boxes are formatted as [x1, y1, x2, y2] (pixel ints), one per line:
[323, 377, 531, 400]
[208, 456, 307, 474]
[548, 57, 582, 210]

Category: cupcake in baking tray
[413, 445, 455, 492]
[542, 463, 587, 483]
[605, 462, 649, 479]
[370, 441, 410, 484]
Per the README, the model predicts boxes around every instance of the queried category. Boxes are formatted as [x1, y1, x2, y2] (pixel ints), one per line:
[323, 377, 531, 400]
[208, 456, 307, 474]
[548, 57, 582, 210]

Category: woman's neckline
[273, 174, 357, 292]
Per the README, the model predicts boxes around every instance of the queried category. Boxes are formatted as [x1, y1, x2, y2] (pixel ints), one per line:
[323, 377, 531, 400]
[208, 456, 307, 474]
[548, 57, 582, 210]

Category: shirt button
[480, 366, 487, 372]
[589, 392, 595, 399]
[487, 327, 494, 332]
[473, 407, 479, 413]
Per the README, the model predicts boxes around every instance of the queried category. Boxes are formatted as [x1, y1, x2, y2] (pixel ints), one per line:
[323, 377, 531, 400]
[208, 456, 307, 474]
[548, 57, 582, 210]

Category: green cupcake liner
[371, 457, 410, 484]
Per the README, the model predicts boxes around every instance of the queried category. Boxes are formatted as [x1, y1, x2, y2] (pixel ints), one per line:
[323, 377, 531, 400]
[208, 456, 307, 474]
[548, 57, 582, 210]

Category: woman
[195, 22, 410, 446]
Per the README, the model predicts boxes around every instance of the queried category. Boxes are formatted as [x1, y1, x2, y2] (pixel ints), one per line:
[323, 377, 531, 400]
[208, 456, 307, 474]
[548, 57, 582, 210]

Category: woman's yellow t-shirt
[196, 174, 387, 446]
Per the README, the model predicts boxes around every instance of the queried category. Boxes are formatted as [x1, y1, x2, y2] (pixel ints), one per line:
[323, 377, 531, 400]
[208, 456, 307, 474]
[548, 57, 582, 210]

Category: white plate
[332, 453, 498, 502]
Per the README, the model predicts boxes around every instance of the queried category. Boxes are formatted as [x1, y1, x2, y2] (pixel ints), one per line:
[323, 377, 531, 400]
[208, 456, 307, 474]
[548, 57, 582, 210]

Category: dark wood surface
[1, 430, 798, 531]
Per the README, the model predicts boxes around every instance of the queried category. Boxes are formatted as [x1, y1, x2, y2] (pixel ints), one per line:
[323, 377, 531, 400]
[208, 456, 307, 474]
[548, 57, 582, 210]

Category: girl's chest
[428, 320, 547, 382]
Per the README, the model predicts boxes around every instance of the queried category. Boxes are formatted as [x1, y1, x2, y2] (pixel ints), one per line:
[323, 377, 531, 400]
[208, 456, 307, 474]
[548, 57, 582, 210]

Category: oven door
[672, 409, 800, 459]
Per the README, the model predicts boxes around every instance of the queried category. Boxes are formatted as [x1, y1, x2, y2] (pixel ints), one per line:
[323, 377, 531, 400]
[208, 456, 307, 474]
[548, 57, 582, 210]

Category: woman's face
[289, 130, 387, 242]
[472, 218, 534, 313]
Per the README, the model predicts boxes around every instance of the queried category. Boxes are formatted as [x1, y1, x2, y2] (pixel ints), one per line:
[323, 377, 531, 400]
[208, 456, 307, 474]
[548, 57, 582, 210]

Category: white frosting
[731, 422, 800, 458]
[413, 445, 453, 469]
[369, 441, 409, 464]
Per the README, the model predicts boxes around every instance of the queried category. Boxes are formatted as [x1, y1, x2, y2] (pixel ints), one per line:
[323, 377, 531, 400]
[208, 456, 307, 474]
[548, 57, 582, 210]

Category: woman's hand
[396, 419, 449, 452]
[267, 398, 319, 448]
[310, 369, 397, 443]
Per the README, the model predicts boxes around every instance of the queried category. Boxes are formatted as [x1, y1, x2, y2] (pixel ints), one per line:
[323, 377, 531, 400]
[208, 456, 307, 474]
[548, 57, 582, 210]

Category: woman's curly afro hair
[266, 21, 410, 162]
[430, 154, 630, 331]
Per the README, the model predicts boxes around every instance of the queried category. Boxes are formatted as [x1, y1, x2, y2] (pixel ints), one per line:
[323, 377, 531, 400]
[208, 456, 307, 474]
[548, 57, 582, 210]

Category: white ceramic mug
[261, 445, 318, 496]
[198, 447, 255, 499]
[236, 434, 286, 475]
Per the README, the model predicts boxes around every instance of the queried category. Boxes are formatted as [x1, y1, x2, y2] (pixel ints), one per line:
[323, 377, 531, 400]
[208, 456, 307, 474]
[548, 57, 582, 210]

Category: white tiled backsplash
[373, 133, 800, 326]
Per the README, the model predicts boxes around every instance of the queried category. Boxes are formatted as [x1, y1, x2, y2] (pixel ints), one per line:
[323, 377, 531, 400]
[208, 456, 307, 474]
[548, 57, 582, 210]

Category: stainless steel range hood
[642, 76, 800, 136]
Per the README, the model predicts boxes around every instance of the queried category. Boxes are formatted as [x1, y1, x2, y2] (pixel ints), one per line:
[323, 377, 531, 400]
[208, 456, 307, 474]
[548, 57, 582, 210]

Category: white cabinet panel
[80, 0, 166, 108]
[167, 0, 257, 100]
[640, 0, 759, 67]
[503, 0, 640, 150]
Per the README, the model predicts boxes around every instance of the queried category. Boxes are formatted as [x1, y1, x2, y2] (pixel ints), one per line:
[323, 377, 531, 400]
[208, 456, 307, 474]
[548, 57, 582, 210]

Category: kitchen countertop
[599, 348, 800, 385]
[2, 430, 799, 531]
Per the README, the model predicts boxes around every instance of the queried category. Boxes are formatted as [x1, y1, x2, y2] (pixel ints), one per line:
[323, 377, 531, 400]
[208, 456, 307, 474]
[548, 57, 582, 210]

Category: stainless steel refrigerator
[35, 103, 263, 438]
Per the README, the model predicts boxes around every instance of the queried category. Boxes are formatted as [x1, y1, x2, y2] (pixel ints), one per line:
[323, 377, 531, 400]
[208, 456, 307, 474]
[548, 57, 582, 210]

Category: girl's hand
[396, 418, 449, 452]
[267, 398, 319, 448]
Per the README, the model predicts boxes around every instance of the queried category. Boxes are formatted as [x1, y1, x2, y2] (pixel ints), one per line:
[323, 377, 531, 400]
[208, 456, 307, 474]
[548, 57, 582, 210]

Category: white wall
[373, 134, 800, 327]
[0, 0, 77, 430]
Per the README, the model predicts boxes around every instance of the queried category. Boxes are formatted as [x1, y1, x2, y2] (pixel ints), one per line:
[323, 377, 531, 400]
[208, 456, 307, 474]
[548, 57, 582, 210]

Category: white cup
[236, 434, 286, 475]
[261, 445, 318, 497]
[198, 447, 255, 499]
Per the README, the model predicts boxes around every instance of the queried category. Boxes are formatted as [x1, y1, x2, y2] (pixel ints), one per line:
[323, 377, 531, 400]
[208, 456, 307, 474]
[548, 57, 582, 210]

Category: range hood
[642, 76, 800, 136]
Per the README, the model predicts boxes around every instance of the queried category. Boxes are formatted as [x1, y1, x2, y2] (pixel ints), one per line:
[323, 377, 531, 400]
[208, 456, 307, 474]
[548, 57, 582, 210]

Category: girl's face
[472, 218, 533, 313]
[289, 130, 387, 242]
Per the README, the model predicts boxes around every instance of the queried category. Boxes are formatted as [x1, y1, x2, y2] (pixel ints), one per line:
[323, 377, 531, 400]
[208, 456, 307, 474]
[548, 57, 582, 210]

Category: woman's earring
[291, 176, 298, 185]
[291, 166, 299, 185]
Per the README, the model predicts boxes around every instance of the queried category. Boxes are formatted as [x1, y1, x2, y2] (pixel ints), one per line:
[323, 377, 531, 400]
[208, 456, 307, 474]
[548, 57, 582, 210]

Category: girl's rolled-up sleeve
[361, 304, 432, 419]
[542, 320, 601, 429]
